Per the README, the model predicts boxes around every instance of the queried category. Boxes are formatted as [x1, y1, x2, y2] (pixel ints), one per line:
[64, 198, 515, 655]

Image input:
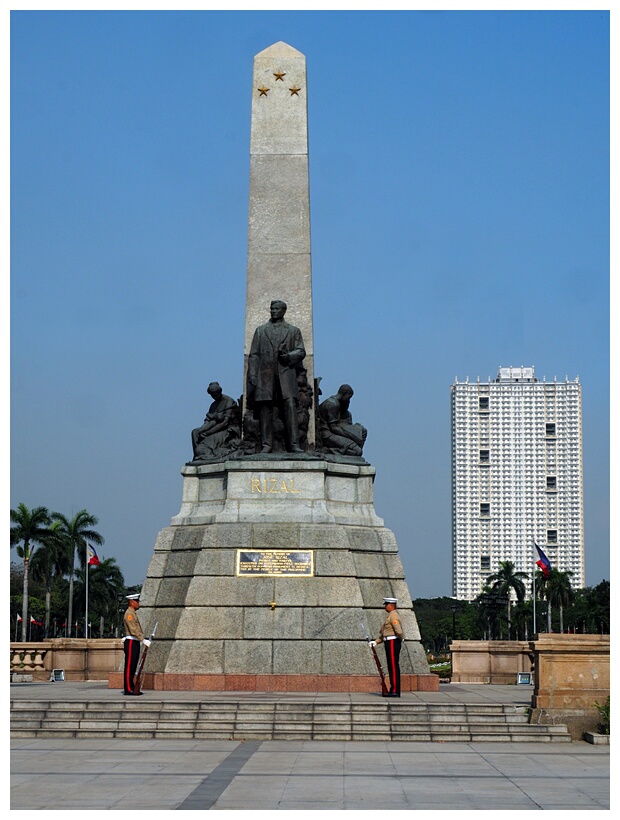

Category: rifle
[361, 622, 389, 696]
[134, 621, 158, 694]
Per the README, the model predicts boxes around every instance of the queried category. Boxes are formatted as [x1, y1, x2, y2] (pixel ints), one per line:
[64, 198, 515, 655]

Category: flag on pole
[534, 542, 552, 577]
[87, 544, 101, 566]
[17, 614, 22, 622]
[30, 615, 36, 623]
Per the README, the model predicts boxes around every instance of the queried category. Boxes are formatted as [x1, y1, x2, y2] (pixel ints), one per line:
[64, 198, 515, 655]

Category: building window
[480, 503, 490, 517]
[479, 449, 490, 465]
[546, 476, 557, 491]
[481, 556, 491, 571]
[479, 396, 489, 412]
[547, 529, 558, 544]
[546, 422, 556, 437]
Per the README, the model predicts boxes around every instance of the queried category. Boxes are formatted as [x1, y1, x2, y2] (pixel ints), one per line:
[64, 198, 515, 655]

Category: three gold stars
[256, 76, 302, 97]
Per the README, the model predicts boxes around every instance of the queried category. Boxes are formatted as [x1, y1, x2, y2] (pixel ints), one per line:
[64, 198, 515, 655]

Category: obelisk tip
[255, 41, 305, 60]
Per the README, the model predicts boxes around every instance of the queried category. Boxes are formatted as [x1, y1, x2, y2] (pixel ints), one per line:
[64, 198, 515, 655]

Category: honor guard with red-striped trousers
[369, 597, 404, 697]
[122, 594, 151, 696]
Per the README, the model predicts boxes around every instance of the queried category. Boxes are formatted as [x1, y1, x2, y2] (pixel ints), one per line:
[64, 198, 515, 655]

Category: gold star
[258, 85, 270, 97]
[273, 70, 286, 81]
[289, 85, 301, 96]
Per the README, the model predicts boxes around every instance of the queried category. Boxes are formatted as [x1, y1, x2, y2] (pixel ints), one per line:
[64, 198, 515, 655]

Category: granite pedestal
[136, 458, 434, 691]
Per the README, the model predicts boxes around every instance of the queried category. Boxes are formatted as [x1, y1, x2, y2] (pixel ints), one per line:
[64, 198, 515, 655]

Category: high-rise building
[451, 366, 584, 601]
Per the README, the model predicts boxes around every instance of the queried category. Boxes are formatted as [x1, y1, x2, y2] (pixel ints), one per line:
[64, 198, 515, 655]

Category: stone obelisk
[134, 43, 434, 693]
[244, 42, 314, 445]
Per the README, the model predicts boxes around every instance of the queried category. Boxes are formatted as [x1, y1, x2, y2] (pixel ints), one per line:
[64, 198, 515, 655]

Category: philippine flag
[534, 542, 552, 577]
[87, 544, 101, 566]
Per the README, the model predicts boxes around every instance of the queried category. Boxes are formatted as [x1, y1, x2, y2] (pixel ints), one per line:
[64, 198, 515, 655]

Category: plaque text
[236, 550, 314, 576]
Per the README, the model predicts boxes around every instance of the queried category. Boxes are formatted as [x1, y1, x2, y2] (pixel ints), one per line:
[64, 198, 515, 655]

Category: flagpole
[532, 542, 537, 635]
[85, 555, 89, 639]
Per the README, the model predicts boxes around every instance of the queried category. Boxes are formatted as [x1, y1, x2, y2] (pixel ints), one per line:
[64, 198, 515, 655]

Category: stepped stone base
[11, 696, 571, 742]
[107, 672, 439, 692]
[138, 459, 430, 680]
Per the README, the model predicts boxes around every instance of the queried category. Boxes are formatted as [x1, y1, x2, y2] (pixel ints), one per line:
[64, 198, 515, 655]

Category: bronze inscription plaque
[236, 550, 314, 577]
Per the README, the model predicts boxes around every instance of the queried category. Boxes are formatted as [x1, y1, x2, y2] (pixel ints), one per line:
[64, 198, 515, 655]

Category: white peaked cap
[383, 597, 397, 604]
[126, 593, 140, 600]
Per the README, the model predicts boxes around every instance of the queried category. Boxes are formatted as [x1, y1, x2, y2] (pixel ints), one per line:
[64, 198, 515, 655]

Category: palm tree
[545, 568, 575, 633]
[511, 599, 532, 641]
[535, 570, 553, 632]
[10, 503, 52, 641]
[29, 520, 72, 638]
[51, 510, 104, 638]
[73, 557, 125, 636]
[486, 561, 529, 639]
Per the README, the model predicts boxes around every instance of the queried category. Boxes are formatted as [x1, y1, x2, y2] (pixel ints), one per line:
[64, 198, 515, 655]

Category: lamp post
[479, 592, 503, 640]
[449, 604, 458, 680]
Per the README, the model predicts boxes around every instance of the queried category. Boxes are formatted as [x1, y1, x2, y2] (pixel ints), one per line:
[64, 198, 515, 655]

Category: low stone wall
[529, 634, 610, 740]
[10, 640, 124, 682]
[449, 635, 611, 740]
[108, 671, 440, 692]
[449, 640, 532, 684]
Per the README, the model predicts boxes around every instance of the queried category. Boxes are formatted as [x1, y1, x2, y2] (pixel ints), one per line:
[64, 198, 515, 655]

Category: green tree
[534, 569, 552, 631]
[453, 602, 480, 640]
[589, 580, 610, 632]
[476, 588, 506, 639]
[547, 568, 575, 632]
[511, 598, 533, 640]
[29, 520, 73, 638]
[73, 557, 125, 636]
[51, 510, 104, 638]
[10, 504, 52, 641]
[545, 569, 575, 633]
[486, 561, 529, 638]
[537, 567, 575, 632]
[414, 597, 458, 652]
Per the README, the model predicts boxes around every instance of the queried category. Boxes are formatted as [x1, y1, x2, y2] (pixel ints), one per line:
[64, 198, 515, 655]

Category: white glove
[143, 639, 152, 647]
[368, 640, 377, 647]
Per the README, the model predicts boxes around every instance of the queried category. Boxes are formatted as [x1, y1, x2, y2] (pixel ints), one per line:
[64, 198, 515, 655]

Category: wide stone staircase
[11, 698, 571, 742]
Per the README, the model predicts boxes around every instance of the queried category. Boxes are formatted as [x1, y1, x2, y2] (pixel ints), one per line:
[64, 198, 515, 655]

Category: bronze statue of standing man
[247, 300, 306, 453]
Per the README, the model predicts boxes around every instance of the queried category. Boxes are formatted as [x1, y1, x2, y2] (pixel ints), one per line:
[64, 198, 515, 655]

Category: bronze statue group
[189, 299, 367, 463]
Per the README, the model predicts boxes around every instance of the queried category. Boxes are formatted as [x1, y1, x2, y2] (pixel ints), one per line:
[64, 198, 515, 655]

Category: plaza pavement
[10, 681, 610, 811]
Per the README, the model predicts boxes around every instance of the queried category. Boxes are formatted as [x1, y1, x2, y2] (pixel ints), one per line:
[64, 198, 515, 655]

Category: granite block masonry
[139, 458, 430, 681]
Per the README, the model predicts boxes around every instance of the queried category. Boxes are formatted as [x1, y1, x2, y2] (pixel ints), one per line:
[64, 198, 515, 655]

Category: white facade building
[451, 366, 584, 601]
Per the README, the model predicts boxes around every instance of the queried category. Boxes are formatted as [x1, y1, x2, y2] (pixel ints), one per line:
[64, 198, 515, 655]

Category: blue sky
[9, 8, 610, 597]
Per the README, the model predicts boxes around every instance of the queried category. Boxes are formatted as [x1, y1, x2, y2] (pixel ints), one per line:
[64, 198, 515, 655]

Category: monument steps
[11, 699, 570, 742]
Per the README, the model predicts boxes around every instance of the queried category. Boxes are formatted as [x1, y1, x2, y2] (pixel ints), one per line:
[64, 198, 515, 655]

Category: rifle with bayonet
[361, 621, 389, 696]
[134, 621, 158, 694]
